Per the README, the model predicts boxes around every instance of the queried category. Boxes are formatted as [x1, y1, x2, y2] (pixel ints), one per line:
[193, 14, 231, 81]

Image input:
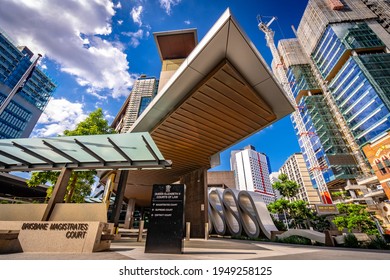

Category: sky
[0, 0, 309, 172]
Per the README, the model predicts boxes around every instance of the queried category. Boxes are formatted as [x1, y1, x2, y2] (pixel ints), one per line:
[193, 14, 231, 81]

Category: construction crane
[257, 16, 332, 204]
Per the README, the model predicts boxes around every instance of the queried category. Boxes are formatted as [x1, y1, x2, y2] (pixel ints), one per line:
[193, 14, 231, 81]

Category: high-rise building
[279, 153, 321, 204]
[361, 0, 390, 34]
[0, 31, 56, 139]
[277, 38, 359, 190]
[296, 0, 390, 148]
[111, 75, 158, 133]
[269, 171, 282, 200]
[262, 0, 390, 201]
[230, 145, 275, 205]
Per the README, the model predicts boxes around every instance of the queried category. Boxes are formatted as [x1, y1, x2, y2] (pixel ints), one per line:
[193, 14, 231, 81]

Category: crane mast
[257, 16, 332, 204]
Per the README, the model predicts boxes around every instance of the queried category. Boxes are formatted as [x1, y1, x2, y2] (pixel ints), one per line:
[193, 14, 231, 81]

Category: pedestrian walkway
[0, 237, 390, 260]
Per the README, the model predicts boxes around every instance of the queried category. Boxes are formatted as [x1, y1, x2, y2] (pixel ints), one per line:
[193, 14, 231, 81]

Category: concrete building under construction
[261, 0, 390, 201]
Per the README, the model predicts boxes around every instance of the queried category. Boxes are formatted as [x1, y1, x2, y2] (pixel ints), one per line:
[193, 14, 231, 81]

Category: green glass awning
[0, 132, 171, 172]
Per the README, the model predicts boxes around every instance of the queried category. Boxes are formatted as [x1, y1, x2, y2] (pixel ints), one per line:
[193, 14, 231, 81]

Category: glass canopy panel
[0, 132, 169, 171]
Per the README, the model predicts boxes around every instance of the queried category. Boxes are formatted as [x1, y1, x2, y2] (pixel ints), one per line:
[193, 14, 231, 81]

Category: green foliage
[268, 198, 314, 229]
[271, 216, 287, 231]
[267, 199, 290, 214]
[272, 173, 300, 199]
[310, 214, 331, 232]
[367, 236, 389, 250]
[63, 108, 115, 136]
[27, 108, 114, 203]
[331, 191, 350, 199]
[343, 233, 360, 248]
[277, 235, 312, 245]
[332, 203, 379, 235]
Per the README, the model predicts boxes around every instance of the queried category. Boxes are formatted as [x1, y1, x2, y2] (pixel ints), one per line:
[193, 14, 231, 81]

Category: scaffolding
[362, 0, 390, 33]
[277, 39, 310, 68]
[258, 18, 333, 204]
[297, 0, 377, 56]
[292, 0, 373, 176]
[278, 38, 359, 182]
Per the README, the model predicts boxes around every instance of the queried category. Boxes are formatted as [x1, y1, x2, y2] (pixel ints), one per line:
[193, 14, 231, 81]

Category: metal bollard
[205, 223, 209, 240]
[137, 220, 144, 242]
[186, 222, 191, 241]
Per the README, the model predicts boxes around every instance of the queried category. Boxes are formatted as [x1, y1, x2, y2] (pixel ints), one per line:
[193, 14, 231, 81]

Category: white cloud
[33, 98, 88, 137]
[159, 0, 181, 15]
[0, 0, 134, 98]
[115, 1, 122, 9]
[117, 20, 123, 25]
[122, 29, 144, 48]
[184, 20, 191, 25]
[131, 6, 143, 27]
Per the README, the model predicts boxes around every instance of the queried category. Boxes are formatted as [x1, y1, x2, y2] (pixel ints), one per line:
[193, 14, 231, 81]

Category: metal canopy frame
[0, 132, 171, 172]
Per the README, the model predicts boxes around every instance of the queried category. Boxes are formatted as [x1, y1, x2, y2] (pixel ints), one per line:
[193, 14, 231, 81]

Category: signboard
[145, 184, 185, 254]
[17, 221, 113, 253]
[315, 204, 339, 216]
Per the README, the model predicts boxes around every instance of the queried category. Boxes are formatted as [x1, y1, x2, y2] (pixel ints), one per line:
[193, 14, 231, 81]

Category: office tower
[261, 0, 390, 201]
[0, 32, 56, 139]
[278, 38, 360, 191]
[279, 153, 321, 204]
[269, 171, 282, 200]
[230, 145, 275, 205]
[296, 0, 390, 148]
[111, 75, 158, 133]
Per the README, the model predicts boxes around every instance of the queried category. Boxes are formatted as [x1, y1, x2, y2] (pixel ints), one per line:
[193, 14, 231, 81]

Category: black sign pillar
[145, 184, 185, 254]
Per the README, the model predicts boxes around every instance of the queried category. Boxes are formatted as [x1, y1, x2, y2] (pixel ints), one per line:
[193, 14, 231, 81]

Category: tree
[272, 173, 300, 199]
[268, 199, 314, 229]
[289, 200, 314, 229]
[27, 108, 115, 203]
[332, 203, 379, 235]
[268, 174, 314, 229]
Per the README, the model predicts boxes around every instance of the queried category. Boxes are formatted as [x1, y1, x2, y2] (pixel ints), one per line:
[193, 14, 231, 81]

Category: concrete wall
[0, 204, 47, 221]
[207, 171, 236, 189]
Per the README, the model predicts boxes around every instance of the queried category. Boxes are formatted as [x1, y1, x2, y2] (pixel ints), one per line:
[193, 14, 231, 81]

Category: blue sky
[0, 0, 309, 172]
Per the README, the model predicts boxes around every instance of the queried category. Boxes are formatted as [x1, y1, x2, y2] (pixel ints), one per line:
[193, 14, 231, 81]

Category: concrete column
[124, 198, 136, 229]
[180, 167, 208, 238]
[42, 168, 73, 221]
[138, 220, 144, 242]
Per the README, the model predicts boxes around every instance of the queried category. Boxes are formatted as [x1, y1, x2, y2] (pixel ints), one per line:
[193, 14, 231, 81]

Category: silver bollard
[205, 223, 209, 240]
[186, 222, 191, 241]
[138, 220, 144, 242]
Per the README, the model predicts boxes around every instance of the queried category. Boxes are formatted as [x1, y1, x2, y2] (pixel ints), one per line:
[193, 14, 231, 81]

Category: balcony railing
[355, 173, 379, 185]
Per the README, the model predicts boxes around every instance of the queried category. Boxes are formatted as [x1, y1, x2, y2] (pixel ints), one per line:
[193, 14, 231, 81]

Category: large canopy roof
[121, 9, 294, 205]
[0, 132, 171, 172]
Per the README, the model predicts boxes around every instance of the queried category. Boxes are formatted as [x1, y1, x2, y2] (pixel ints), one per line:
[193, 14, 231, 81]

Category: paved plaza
[0, 237, 390, 260]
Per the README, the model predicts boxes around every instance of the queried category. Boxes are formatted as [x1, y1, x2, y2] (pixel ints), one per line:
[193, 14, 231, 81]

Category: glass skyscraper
[312, 22, 390, 147]
[273, 0, 390, 195]
[0, 31, 56, 139]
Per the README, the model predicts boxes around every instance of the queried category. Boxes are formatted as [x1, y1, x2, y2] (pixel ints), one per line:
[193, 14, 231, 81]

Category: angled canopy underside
[121, 9, 294, 205]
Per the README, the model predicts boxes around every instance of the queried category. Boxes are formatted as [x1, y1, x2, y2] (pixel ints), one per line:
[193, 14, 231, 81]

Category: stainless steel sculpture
[208, 188, 326, 244]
